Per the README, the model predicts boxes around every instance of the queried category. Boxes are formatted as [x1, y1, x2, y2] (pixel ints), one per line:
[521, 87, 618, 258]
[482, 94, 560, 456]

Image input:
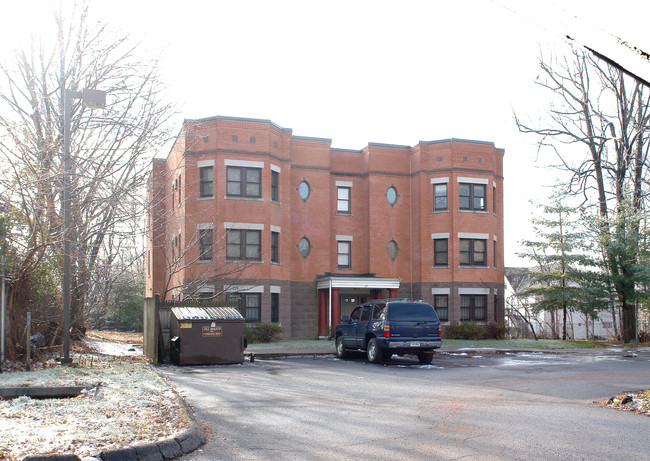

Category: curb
[23, 425, 205, 461]
[22, 370, 205, 461]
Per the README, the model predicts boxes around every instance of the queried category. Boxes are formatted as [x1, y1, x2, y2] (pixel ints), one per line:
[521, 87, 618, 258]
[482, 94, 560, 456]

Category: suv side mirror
[341, 316, 349, 323]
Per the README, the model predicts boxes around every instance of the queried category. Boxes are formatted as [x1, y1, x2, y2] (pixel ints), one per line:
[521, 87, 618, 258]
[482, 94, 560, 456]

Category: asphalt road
[159, 349, 650, 461]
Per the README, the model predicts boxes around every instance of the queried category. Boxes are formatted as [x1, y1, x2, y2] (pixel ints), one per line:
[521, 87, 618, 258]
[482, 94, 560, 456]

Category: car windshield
[388, 303, 438, 322]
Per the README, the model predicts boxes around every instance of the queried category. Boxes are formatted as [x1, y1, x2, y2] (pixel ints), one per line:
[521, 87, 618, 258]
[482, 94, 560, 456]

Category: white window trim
[458, 232, 489, 240]
[197, 160, 215, 168]
[198, 285, 215, 293]
[493, 235, 497, 241]
[270, 285, 282, 294]
[197, 223, 214, 230]
[270, 225, 281, 233]
[430, 177, 449, 184]
[224, 159, 265, 168]
[336, 181, 353, 188]
[336, 235, 353, 241]
[224, 222, 265, 230]
[225, 285, 265, 293]
[493, 181, 497, 188]
[457, 177, 489, 185]
[458, 288, 490, 295]
[271, 164, 281, 173]
[431, 288, 451, 295]
[431, 232, 450, 240]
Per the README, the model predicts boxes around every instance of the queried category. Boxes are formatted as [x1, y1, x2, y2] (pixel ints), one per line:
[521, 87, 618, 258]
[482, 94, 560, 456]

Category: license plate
[410, 341, 420, 347]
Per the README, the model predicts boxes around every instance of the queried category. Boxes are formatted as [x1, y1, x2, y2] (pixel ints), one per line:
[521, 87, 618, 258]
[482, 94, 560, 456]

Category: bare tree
[515, 48, 650, 342]
[0, 1, 174, 355]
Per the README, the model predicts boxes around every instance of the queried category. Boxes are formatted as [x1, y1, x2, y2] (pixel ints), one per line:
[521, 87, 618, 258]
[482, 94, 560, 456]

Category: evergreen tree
[518, 202, 604, 340]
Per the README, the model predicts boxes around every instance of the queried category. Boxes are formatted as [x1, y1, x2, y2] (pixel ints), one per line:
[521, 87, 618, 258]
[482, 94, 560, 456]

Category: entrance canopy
[316, 274, 401, 336]
[316, 275, 400, 291]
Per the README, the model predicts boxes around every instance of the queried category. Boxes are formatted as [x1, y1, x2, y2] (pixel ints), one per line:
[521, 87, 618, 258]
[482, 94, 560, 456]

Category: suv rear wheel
[417, 351, 434, 364]
[367, 338, 385, 364]
[335, 336, 348, 359]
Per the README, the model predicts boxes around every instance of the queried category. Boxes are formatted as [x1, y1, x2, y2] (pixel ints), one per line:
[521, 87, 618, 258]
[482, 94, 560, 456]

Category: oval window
[386, 186, 397, 205]
[298, 181, 310, 200]
[387, 240, 398, 260]
[298, 237, 311, 257]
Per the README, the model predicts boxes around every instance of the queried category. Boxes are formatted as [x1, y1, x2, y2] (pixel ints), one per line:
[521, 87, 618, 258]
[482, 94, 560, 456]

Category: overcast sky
[2, 0, 650, 266]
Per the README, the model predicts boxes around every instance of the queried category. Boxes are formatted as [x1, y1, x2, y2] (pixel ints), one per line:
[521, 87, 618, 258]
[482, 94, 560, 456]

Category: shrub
[638, 330, 650, 343]
[486, 321, 510, 340]
[244, 322, 284, 344]
[444, 321, 483, 340]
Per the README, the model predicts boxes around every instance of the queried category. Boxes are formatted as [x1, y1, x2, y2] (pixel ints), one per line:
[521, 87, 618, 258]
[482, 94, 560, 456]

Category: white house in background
[505, 267, 616, 340]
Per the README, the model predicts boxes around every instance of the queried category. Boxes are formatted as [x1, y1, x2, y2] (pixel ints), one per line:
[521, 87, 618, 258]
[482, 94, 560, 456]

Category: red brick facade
[146, 116, 505, 338]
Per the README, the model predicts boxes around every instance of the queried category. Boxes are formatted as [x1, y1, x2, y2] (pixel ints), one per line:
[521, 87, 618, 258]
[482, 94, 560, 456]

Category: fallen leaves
[601, 390, 650, 417]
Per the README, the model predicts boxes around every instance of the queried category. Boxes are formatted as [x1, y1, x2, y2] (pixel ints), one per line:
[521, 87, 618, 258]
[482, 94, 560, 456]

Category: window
[460, 239, 486, 266]
[245, 293, 261, 322]
[232, 135, 238, 142]
[372, 303, 386, 319]
[337, 187, 351, 213]
[493, 185, 497, 213]
[434, 239, 448, 266]
[298, 237, 310, 257]
[178, 175, 181, 206]
[249, 136, 256, 144]
[227, 166, 261, 198]
[198, 290, 213, 300]
[271, 231, 279, 263]
[271, 293, 279, 323]
[298, 180, 310, 200]
[386, 186, 397, 205]
[386, 240, 398, 260]
[271, 171, 279, 202]
[228, 293, 261, 323]
[199, 229, 213, 261]
[493, 240, 497, 268]
[434, 294, 448, 321]
[459, 183, 486, 211]
[460, 295, 487, 321]
[226, 229, 261, 261]
[434, 184, 447, 210]
[199, 166, 213, 198]
[337, 240, 351, 268]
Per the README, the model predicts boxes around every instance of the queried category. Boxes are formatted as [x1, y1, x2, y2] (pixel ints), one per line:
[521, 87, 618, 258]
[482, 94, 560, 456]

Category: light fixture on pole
[61, 88, 106, 364]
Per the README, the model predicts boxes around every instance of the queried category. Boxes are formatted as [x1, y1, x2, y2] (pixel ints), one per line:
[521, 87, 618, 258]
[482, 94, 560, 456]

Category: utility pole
[61, 88, 106, 364]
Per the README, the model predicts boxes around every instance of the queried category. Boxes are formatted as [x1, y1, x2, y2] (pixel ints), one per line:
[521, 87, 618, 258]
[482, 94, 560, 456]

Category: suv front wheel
[367, 338, 386, 364]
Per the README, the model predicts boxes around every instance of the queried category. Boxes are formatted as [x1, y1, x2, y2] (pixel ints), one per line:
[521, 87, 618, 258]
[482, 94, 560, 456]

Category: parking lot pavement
[160, 350, 650, 461]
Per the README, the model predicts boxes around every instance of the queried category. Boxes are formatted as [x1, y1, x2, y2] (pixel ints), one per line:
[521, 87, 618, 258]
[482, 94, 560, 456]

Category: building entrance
[339, 295, 367, 321]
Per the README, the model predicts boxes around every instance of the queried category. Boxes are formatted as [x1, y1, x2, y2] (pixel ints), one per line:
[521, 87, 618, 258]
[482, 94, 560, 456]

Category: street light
[61, 88, 106, 364]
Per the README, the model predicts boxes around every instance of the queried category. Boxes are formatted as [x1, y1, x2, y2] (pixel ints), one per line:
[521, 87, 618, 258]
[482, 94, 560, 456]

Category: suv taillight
[383, 324, 391, 337]
[439, 324, 442, 337]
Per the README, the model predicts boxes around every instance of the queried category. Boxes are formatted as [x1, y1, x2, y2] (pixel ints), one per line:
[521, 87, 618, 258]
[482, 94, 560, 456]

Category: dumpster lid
[171, 306, 244, 321]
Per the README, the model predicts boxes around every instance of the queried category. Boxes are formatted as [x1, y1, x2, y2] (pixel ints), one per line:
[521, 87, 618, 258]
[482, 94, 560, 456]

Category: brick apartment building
[146, 115, 505, 338]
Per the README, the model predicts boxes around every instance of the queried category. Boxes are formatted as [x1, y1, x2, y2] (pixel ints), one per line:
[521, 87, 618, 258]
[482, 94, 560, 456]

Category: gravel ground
[0, 334, 190, 460]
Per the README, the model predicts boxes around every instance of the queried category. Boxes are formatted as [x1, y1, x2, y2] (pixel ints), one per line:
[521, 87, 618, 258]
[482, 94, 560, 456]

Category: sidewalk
[244, 338, 643, 359]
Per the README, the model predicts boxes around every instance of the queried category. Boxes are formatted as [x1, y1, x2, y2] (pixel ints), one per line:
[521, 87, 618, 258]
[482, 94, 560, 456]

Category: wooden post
[26, 312, 31, 371]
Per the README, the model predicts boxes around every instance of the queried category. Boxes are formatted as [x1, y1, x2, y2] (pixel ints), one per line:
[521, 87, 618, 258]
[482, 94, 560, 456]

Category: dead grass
[0, 336, 188, 460]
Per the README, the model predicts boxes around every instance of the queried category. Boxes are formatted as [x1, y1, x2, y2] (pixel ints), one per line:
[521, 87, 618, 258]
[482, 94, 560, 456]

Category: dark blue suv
[334, 299, 442, 364]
